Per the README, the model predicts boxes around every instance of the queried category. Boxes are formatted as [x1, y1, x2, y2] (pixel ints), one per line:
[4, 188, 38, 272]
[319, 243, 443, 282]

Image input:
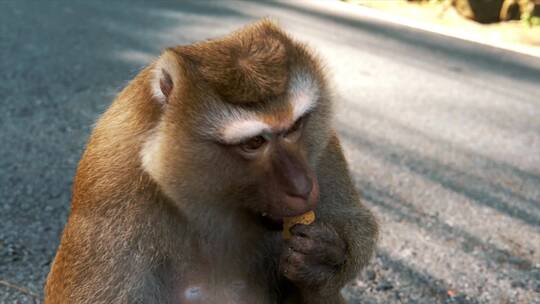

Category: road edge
[314, 0, 540, 59]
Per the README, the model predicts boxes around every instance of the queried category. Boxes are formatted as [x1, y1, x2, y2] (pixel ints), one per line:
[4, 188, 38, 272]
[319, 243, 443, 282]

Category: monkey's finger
[280, 246, 339, 286]
[293, 223, 344, 248]
[287, 250, 306, 266]
[316, 246, 347, 267]
[279, 246, 294, 264]
[288, 235, 315, 254]
[291, 242, 344, 267]
[281, 256, 335, 286]
[280, 252, 300, 275]
[281, 251, 310, 280]
[289, 223, 318, 238]
[287, 230, 346, 266]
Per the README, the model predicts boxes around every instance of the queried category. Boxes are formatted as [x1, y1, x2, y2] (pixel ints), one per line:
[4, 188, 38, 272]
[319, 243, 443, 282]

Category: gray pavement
[1, 1, 540, 303]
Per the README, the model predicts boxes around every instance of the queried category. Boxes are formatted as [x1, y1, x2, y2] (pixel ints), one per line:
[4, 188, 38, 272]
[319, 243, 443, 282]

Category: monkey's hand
[279, 222, 346, 293]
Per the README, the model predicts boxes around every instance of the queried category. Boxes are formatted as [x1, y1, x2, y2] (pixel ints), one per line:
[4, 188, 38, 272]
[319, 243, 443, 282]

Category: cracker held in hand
[282, 211, 316, 239]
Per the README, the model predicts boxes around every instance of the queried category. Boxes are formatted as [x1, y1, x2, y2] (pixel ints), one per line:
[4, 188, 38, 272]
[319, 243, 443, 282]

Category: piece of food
[282, 211, 316, 239]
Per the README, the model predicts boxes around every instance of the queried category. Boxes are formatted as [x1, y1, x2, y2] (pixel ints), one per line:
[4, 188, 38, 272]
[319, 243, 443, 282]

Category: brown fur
[45, 19, 378, 304]
[177, 20, 291, 105]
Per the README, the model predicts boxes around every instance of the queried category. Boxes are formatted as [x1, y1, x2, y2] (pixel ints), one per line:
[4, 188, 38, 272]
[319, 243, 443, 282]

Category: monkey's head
[141, 20, 333, 223]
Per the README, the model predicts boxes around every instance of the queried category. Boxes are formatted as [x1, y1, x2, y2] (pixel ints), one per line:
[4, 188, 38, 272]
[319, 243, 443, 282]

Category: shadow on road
[337, 103, 539, 300]
[357, 179, 534, 274]
[338, 106, 540, 230]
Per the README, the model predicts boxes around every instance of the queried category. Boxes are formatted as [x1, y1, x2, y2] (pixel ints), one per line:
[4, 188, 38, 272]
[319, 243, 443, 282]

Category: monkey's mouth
[258, 212, 283, 231]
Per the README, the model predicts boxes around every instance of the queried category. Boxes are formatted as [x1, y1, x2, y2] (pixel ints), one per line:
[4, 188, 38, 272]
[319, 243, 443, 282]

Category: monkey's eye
[284, 117, 304, 141]
[240, 136, 266, 152]
[289, 118, 304, 133]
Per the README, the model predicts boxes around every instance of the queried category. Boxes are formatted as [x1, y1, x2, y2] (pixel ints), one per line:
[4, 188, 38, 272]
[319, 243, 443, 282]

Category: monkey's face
[170, 71, 330, 222]
[217, 104, 320, 220]
[143, 71, 331, 223]
[141, 20, 332, 221]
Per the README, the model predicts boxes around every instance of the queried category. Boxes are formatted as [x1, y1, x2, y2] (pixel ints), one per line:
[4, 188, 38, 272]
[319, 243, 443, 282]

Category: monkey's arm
[281, 134, 378, 303]
[317, 134, 379, 285]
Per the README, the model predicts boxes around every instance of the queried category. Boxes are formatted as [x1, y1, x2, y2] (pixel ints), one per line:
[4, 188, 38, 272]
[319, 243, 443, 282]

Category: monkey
[44, 19, 378, 304]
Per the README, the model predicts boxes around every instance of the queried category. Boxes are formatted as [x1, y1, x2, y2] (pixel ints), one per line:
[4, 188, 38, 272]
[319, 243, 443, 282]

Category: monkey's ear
[151, 49, 182, 104]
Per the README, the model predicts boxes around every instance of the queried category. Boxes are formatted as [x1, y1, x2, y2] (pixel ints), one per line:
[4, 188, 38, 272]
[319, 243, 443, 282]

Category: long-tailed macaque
[45, 20, 378, 304]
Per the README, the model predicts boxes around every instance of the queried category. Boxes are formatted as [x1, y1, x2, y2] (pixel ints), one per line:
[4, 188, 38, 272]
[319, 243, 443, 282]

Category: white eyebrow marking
[289, 72, 319, 120]
[221, 119, 270, 144]
[216, 72, 319, 144]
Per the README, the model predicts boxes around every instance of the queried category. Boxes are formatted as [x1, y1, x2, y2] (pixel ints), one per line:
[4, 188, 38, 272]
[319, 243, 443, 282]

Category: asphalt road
[1, 1, 540, 303]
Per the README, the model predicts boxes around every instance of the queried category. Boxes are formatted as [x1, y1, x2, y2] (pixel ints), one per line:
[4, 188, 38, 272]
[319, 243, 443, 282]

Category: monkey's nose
[285, 174, 312, 200]
[272, 144, 314, 201]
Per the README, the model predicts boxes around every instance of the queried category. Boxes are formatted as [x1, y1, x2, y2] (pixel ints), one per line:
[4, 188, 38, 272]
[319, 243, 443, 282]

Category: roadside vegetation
[345, 0, 540, 50]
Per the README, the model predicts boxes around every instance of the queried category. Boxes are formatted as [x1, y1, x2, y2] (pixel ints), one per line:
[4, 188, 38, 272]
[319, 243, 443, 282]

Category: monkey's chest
[175, 278, 267, 304]
[166, 221, 282, 303]
[170, 248, 279, 303]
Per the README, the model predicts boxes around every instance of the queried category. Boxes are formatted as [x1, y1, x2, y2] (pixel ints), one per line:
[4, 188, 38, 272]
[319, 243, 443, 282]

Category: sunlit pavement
[1, 1, 539, 303]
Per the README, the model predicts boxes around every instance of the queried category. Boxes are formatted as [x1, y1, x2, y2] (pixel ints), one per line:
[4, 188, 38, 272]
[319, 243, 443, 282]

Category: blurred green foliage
[522, 13, 540, 26]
